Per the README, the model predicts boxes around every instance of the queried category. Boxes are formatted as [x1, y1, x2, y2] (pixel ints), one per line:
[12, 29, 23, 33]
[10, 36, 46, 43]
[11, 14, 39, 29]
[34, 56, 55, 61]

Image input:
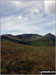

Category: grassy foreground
[1, 39, 55, 74]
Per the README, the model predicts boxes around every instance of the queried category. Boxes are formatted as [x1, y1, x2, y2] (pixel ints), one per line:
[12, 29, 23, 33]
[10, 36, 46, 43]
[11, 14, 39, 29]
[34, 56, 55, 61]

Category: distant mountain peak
[44, 33, 55, 37]
[43, 33, 55, 41]
[46, 33, 54, 36]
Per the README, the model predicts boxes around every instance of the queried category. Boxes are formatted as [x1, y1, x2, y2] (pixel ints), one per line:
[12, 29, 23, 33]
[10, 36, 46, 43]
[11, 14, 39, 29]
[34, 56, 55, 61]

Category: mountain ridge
[1, 33, 55, 46]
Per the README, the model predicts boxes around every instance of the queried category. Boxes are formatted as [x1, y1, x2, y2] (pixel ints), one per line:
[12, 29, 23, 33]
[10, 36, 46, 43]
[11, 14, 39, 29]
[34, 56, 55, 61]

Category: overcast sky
[0, 0, 56, 35]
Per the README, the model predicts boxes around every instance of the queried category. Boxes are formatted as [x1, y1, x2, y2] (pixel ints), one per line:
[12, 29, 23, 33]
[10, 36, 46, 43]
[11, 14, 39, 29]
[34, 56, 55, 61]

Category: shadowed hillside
[1, 34, 31, 45]
[16, 34, 42, 40]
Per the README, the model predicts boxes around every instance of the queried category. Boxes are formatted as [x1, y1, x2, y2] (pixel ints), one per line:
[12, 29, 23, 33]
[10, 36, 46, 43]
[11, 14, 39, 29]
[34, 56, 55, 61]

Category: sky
[0, 0, 56, 35]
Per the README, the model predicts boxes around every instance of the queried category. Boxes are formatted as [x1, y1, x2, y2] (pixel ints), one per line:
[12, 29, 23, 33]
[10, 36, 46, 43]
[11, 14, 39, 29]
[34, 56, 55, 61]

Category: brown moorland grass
[1, 39, 55, 74]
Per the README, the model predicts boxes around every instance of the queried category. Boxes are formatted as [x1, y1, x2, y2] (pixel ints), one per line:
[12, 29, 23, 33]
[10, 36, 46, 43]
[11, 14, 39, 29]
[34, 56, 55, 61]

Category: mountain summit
[44, 33, 55, 41]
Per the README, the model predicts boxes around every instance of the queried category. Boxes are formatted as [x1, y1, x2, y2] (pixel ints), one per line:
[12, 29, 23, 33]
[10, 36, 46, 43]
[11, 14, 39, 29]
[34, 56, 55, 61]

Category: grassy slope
[32, 36, 55, 46]
[1, 39, 55, 74]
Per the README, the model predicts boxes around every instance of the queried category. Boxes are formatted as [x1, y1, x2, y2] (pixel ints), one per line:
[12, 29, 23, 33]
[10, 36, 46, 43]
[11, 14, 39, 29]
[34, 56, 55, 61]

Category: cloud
[18, 15, 28, 21]
[1, 1, 44, 17]
[32, 9, 40, 14]
[1, 14, 55, 35]
[18, 15, 22, 20]
[45, 0, 56, 15]
[0, 0, 55, 35]
[9, 1, 22, 7]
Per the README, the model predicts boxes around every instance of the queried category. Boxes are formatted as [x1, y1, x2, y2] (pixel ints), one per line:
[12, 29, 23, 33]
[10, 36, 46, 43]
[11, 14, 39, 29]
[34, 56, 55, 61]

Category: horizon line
[0, 32, 55, 36]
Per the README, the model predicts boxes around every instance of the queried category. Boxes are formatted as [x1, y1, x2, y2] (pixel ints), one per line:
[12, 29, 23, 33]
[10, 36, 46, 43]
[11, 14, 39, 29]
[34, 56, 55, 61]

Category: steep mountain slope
[32, 33, 55, 46]
[44, 33, 55, 40]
